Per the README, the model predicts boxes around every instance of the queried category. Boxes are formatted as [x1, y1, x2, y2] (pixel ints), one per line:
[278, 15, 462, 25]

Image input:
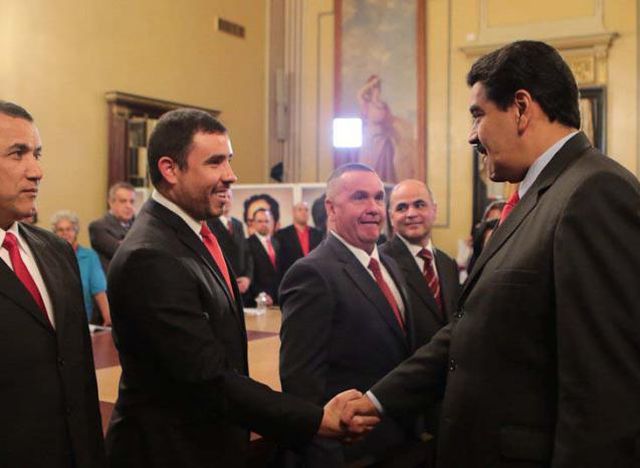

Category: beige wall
[296, 0, 638, 257]
[0, 0, 268, 243]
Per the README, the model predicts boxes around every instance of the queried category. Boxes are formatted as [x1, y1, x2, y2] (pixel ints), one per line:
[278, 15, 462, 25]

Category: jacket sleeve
[551, 170, 640, 467]
[279, 260, 336, 405]
[109, 247, 322, 447]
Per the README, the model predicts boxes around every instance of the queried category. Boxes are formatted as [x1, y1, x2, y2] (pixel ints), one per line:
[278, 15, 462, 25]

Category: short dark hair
[0, 101, 33, 122]
[147, 108, 227, 187]
[243, 194, 280, 224]
[467, 40, 580, 129]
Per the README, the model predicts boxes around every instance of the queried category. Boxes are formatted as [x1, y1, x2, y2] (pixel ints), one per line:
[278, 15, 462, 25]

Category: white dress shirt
[397, 234, 439, 278]
[152, 190, 203, 240]
[330, 231, 405, 318]
[0, 223, 55, 327]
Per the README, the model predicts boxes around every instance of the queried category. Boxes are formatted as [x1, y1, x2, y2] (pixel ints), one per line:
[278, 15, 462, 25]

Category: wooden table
[92, 308, 283, 432]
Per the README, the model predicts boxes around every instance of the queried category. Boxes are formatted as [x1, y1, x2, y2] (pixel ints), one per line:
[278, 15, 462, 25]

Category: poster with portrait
[334, 0, 426, 183]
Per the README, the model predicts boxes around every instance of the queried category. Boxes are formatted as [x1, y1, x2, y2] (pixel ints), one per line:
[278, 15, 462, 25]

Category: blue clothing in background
[75, 245, 107, 320]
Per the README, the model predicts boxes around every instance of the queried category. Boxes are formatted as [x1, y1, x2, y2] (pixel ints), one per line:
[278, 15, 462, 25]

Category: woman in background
[51, 210, 111, 326]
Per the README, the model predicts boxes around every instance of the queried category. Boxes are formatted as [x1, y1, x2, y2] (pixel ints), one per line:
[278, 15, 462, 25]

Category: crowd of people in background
[2, 39, 639, 468]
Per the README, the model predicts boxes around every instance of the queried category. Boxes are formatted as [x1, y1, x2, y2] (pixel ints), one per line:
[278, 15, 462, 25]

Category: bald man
[275, 201, 323, 276]
[381, 180, 460, 347]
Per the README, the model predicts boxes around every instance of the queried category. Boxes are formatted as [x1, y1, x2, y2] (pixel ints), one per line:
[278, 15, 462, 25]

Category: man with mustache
[343, 40, 640, 467]
[105, 109, 376, 468]
[279, 163, 420, 466]
[0, 101, 106, 467]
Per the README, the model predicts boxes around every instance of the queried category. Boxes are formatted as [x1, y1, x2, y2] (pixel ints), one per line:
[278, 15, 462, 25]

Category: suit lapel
[434, 250, 455, 320]
[329, 237, 409, 350]
[380, 252, 414, 350]
[3, 226, 57, 333]
[391, 237, 445, 325]
[461, 132, 592, 301]
[147, 201, 241, 323]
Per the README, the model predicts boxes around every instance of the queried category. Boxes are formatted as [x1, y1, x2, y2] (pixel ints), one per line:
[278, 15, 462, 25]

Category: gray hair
[108, 181, 135, 201]
[50, 210, 80, 233]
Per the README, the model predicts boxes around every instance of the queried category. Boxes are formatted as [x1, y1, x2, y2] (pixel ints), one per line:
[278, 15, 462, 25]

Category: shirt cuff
[365, 390, 384, 415]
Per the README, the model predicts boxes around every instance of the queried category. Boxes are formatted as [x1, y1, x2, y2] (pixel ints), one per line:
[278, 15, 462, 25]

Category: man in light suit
[105, 109, 374, 468]
[382, 179, 460, 348]
[0, 101, 106, 467]
[275, 202, 323, 276]
[89, 181, 136, 272]
[343, 40, 640, 468]
[280, 163, 420, 467]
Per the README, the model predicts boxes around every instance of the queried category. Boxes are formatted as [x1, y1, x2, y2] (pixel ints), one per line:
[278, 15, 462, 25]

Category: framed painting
[334, 0, 426, 184]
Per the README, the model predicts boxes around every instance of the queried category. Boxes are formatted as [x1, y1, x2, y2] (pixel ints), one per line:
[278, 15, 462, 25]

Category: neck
[524, 123, 576, 167]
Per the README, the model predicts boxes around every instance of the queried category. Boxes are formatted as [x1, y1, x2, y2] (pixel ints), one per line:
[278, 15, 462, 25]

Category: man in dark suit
[105, 109, 373, 468]
[280, 163, 419, 467]
[343, 40, 640, 468]
[0, 101, 106, 467]
[89, 181, 136, 272]
[207, 189, 253, 298]
[381, 179, 460, 347]
[247, 207, 281, 306]
[275, 201, 323, 276]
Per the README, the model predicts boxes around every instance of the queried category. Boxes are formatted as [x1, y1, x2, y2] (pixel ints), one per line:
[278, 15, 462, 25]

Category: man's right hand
[340, 394, 380, 431]
[318, 389, 380, 440]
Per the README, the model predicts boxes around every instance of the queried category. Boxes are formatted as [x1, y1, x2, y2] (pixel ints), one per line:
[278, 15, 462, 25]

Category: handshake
[317, 389, 381, 441]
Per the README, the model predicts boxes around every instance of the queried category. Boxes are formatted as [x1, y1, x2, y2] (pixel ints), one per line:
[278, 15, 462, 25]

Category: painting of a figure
[335, 0, 425, 183]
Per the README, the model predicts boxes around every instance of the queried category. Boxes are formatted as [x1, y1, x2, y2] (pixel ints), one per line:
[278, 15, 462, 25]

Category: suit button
[65, 406, 73, 415]
[455, 310, 464, 319]
[203, 313, 210, 320]
[57, 357, 65, 367]
[449, 359, 457, 371]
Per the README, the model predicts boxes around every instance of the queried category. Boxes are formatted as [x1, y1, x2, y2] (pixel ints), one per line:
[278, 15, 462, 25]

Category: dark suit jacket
[371, 133, 640, 468]
[247, 233, 281, 305]
[275, 224, 323, 275]
[105, 200, 321, 468]
[0, 224, 105, 467]
[280, 234, 418, 466]
[207, 216, 253, 279]
[89, 212, 132, 273]
[380, 237, 460, 347]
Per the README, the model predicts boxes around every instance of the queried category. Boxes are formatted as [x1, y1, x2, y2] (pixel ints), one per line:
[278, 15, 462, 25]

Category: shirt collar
[518, 131, 578, 198]
[152, 190, 203, 238]
[330, 230, 380, 269]
[255, 232, 271, 242]
[0, 222, 31, 256]
[397, 234, 434, 258]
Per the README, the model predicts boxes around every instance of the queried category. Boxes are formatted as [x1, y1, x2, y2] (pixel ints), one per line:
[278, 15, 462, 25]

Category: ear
[157, 156, 180, 185]
[325, 198, 336, 217]
[513, 89, 533, 134]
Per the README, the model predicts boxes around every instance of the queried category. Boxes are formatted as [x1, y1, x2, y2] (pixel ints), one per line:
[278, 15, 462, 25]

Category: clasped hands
[317, 389, 381, 442]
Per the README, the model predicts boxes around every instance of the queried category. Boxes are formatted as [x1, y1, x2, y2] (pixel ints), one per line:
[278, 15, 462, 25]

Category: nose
[26, 154, 43, 182]
[223, 160, 238, 185]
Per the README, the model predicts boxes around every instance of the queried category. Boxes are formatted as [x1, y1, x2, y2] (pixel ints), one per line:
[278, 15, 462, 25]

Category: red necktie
[266, 237, 277, 269]
[200, 223, 235, 298]
[296, 227, 310, 256]
[368, 258, 405, 332]
[418, 248, 443, 315]
[499, 191, 520, 225]
[226, 219, 233, 235]
[3, 232, 49, 321]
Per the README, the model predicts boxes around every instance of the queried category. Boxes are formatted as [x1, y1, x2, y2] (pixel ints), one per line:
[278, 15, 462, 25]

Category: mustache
[469, 137, 486, 155]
